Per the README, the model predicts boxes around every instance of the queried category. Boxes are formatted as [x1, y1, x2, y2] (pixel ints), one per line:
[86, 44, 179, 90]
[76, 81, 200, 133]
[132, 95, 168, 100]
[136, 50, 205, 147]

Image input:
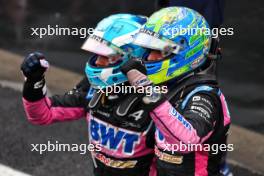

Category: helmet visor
[82, 35, 124, 57]
[133, 29, 181, 54]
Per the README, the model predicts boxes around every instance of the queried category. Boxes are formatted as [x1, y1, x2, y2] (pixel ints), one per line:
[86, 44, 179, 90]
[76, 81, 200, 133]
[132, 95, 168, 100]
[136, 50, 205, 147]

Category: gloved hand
[121, 58, 152, 87]
[121, 58, 166, 109]
[21, 52, 49, 101]
[21, 52, 49, 81]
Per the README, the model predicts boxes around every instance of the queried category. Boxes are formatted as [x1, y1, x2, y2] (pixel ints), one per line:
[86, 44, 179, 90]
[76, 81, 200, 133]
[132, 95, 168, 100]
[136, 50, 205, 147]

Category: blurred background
[0, 0, 263, 176]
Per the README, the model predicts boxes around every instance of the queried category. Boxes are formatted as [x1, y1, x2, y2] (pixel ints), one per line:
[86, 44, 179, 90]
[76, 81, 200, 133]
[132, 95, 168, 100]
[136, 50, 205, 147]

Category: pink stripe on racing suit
[22, 77, 156, 176]
[150, 85, 231, 176]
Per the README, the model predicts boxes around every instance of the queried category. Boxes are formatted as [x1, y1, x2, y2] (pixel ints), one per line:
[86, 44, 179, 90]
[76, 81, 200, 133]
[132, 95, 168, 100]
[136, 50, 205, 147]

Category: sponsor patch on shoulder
[169, 107, 192, 131]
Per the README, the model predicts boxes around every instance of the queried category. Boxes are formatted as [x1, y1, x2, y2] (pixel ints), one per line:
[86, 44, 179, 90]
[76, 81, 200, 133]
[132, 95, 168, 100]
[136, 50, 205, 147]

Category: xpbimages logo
[162, 25, 234, 38]
[30, 140, 101, 155]
[30, 25, 95, 39]
[96, 83, 168, 96]
[162, 141, 234, 155]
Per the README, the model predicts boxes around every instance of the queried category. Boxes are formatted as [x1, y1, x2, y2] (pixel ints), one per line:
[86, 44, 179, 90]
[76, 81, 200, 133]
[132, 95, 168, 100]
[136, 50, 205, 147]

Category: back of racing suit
[22, 77, 156, 176]
[149, 74, 231, 176]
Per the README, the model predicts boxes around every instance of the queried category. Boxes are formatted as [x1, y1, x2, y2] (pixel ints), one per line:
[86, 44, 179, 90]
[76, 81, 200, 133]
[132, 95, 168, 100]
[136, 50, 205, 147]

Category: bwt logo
[169, 107, 192, 131]
[90, 118, 139, 155]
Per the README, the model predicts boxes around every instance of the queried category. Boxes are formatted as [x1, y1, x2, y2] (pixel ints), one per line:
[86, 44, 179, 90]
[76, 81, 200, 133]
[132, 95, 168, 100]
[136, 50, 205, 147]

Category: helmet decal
[133, 7, 211, 84]
[83, 14, 147, 89]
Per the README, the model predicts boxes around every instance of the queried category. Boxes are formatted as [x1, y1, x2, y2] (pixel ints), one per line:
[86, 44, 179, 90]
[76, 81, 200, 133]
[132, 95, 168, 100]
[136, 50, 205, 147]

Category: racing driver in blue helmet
[20, 14, 158, 176]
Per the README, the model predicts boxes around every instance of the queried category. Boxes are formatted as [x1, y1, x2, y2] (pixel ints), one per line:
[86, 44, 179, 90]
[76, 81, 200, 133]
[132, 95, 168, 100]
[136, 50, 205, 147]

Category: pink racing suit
[22, 77, 156, 176]
[148, 77, 231, 176]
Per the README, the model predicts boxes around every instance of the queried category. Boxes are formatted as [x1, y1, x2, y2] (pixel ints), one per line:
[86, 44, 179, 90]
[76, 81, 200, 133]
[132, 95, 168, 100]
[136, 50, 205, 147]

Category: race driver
[21, 14, 157, 176]
[120, 7, 231, 176]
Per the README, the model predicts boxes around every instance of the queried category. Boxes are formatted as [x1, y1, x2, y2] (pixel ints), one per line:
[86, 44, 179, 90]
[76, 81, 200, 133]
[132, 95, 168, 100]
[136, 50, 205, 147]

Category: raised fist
[21, 52, 49, 81]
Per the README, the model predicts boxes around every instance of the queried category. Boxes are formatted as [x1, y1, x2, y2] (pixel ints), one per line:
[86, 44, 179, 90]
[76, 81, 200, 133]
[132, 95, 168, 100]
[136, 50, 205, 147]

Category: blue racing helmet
[133, 7, 211, 85]
[82, 14, 147, 89]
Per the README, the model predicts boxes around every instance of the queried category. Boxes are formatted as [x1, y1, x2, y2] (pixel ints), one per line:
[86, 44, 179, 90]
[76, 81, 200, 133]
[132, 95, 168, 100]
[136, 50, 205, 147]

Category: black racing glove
[121, 58, 167, 110]
[121, 58, 147, 75]
[21, 52, 49, 101]
[21, 52, 49, 81]
[121, 58, 151, 87]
